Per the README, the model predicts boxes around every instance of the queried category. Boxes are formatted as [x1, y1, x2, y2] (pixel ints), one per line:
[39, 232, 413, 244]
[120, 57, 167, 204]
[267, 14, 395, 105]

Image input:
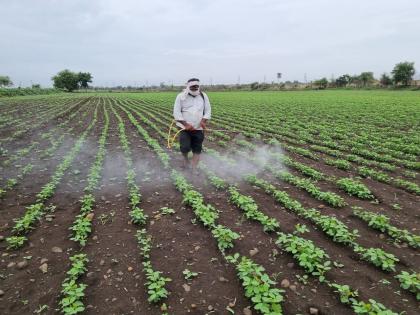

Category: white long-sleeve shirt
[173, 92, 211, 130]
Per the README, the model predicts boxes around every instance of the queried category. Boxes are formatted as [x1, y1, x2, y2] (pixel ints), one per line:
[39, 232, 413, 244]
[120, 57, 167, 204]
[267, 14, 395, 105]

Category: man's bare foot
[181, 159, 190, 169]
[191, 167, 200, 175]
[191, 154, 200, 170]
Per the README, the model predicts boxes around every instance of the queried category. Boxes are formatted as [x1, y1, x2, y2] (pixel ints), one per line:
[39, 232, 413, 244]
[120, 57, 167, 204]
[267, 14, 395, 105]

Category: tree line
[314, 61, 416, 89]
[0, 61, 417, 93]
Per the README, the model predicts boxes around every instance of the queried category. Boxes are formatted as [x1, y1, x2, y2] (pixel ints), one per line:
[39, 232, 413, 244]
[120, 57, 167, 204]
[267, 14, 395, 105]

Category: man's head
[187, 78, 200, 96]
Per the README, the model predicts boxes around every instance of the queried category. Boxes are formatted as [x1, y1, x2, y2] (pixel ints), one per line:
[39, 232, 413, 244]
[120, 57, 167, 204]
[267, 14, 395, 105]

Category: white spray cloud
[202, 141, 286, 184]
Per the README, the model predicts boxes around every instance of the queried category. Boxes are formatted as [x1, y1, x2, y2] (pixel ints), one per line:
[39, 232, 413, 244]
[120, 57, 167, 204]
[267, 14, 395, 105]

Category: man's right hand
[184, 123, 195, 131]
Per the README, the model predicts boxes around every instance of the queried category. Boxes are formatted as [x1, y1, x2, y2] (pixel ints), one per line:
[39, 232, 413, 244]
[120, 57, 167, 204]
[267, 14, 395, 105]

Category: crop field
[0, 90, 419, 315]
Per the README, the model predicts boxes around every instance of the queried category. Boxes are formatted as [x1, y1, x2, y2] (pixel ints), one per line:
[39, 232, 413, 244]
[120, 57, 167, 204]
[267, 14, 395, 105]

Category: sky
[1, 0, 420, 87]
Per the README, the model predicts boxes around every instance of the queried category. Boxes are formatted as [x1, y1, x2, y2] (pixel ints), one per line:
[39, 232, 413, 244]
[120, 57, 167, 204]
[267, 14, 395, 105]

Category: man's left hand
[200, 119, 207, 129]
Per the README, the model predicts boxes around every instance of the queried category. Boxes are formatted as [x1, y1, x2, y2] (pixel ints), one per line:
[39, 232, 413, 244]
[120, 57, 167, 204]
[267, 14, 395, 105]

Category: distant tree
[328, 79, 336, 88]
[314, 77, 328, 89]
[259, 83, 270, 90]
[31, 84, 41, 89]
[336, 74, 351, 87]
[379, 73, 393, 87]
[250, 82, 259, 90]
[52, 70, 79, 91]
[359, 72, 375, 87]
[349, 75, 361, 87]
[77, 72, 93, 89]
[0, 75, 13, 87]
[52, 70, 93, 91]
[392, 61, 415, 86]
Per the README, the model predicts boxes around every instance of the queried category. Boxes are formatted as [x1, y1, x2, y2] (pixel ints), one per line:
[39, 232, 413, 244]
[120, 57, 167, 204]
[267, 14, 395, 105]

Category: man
[173, 78, 211, 172]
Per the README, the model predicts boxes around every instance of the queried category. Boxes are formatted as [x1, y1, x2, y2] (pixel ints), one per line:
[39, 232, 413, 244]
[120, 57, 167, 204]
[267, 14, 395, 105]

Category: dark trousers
[179, 130, 204, 154]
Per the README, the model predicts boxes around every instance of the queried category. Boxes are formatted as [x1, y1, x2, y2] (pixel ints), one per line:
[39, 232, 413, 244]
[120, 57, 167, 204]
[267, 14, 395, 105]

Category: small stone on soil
[39, 263, 48, 273]
[280, 279, 290, 288]
[309, 307, 319, 315]
[51, 246, 63, 253]
[243, 307, 252, 315]
[249, 248, 259, 256]
[17, 260, 28, 269]
[183, 284, 191, 292]
[7, 262, 16, 268]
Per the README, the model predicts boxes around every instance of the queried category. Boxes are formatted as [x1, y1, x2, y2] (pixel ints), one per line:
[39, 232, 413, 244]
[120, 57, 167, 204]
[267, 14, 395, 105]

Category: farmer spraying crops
[173, 78, 211, 173]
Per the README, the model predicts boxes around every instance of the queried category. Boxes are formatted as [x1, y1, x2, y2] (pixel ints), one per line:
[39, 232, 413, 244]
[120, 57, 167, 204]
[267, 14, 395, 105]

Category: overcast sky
[2, 0, 420, 87]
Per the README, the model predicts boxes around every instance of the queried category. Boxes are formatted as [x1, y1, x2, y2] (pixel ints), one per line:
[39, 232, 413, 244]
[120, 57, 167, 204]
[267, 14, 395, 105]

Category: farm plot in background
[0, 90, 419, 315]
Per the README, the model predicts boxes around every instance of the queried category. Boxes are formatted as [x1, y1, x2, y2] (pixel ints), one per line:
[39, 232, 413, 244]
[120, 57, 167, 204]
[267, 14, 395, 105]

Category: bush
[0, 87, 62, 97]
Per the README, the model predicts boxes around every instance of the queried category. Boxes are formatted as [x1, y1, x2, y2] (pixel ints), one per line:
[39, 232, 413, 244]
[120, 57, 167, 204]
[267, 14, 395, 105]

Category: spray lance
[166, 119, 239, 149]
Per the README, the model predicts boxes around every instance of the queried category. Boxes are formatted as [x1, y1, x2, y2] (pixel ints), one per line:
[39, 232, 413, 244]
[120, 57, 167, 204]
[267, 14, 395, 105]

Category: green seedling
[160, 207, 175, 215]
[183, 269, 198, 281]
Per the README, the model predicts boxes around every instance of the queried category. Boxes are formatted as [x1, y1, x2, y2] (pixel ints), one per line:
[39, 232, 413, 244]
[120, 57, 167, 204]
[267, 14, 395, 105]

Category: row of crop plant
[59, 103, 109, 314]
[5, 103, 99, 249]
